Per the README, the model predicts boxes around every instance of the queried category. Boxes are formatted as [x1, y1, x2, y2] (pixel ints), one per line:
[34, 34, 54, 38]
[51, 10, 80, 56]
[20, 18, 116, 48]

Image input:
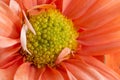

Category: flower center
[23, 9, 78, 68]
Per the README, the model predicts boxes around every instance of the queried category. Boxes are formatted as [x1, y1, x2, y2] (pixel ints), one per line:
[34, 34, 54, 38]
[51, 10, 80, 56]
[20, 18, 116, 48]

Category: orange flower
[0, 0, 120, 80]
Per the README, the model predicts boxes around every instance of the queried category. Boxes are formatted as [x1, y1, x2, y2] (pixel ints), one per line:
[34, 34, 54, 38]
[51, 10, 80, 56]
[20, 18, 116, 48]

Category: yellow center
[22, 9, 78, 68]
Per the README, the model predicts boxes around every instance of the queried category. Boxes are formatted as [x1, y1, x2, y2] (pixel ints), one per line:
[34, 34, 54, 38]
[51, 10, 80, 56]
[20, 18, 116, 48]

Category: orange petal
[0, 36, 20, 48]
[61, 60, 105, 80]
[0, 58, 22, 80]
[41, 67, 64, 80]
[60, 55, 120, 80]
[77, 16, 120, 55]
[0, 1, 21, 34]
[14, 62, 38, 80]
[37, 0, 55, 4]
[0, 12, 19, 38]
[23, 0, 37, 9]
[105, 53, 120, 75]
[0, 55, 22, 69]
[0, 45, 21, 68]
[62, 0, 96, 19]
[81, 56, 120, 79]
[1, 0, 10, 5]
[94, 55, 105, 62]
[73, 0, 120, 30]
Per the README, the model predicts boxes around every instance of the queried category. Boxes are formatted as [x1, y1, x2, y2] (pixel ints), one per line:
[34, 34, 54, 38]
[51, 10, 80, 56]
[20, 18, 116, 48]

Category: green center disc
[25, 9, 78, 68]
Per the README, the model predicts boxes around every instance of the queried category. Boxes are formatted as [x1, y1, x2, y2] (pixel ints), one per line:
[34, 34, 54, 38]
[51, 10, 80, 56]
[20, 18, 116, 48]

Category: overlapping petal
[58, 55, 120, 80]
[73, 0, 120, 55]
[0, 58, 22, 80]
[0, 1, 21, 34]
[105, 53, 120, 74]
[14, 62, 37, 80]
[0, 0, 120, 80]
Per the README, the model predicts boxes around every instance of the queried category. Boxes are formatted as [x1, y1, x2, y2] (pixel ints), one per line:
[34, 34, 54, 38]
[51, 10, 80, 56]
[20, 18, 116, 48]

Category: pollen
[24, 9, 78, 68]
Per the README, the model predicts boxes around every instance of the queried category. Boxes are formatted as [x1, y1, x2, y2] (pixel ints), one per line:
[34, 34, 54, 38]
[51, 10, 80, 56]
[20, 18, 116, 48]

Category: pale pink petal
[22, 10, 36, 35]
[20, 24, 31, 55]
[41, 67, 64, 80]
[0, 58, 22, 80]
[62, 0, 96, 19]
[0, 36, 20, 48]
[55, 48, 71, 64]
[14, 62, 38, 80]
[9, 0, 21, 15]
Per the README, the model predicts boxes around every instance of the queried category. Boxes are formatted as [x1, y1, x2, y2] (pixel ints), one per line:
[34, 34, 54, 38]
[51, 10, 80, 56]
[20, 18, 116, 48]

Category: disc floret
[24, 9, 78, 68]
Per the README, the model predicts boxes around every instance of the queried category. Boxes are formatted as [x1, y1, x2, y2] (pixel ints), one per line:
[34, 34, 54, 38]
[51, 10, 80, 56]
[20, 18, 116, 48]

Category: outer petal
[60, 55, 120, 80]
[81, 56, 120, 80]
[75, 0, 120, 55]
[1, 0, 10, 5]
[0, 58, 22, 80]
[22, 0, 37, 9]
[0, 36, 20, 48]
[0, 45, 21, 68]
[14, 62, 39, 80]
[0, 1, 21, 38]
[41, 67, 64, 80]
[37, 0, 55, 4]
[105, 53, 120, 75]
[62, 0, 96, 19]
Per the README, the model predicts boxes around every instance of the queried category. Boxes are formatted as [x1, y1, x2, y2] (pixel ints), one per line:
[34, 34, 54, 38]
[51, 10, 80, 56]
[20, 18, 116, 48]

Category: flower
[0, 0, 120, 80]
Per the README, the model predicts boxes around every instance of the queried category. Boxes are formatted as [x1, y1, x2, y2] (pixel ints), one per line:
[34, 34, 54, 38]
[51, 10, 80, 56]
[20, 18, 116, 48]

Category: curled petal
[20, 24, 31, 55]
[22, 10, 36, 35]
[9, 0, 21, 15]
[55, 48, 71, 64]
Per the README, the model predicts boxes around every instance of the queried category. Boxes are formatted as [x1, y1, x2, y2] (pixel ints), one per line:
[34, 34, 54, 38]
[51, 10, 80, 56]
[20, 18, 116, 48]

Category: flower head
[0, 0, 120, 80]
